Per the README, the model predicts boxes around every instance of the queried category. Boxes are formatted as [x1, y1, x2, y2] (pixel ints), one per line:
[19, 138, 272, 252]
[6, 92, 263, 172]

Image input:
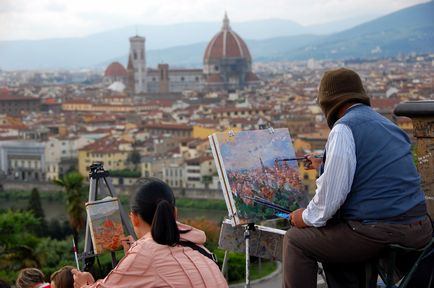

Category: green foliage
[0, 211, 42, 281]
[202, 175, 213, 183]
[214, 249, 277, 283]
[0, 190, 65, 201]
[412, 145, 418, 165]
[109, 169, 141, 178]
[27, 188, 48, 236]
[0, 210, 39, 246]
[0, 210, 76, 285]
[46, 219, 73, 240]
[36, 238, 75, 277]
[127, 150, 141, 169]
[176, 198, 226, 210]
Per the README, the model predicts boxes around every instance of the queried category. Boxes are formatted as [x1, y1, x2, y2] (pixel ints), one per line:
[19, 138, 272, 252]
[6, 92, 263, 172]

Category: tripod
[82, 162, 136, 270]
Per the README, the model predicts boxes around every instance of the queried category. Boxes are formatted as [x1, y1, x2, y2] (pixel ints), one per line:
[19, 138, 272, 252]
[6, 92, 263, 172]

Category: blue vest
[336, 104, 425, 222]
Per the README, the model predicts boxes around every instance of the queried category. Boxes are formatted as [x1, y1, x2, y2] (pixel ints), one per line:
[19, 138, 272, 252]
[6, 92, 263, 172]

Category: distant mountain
[0, 2, 432, 70]
[281, 1, 434, 60]
[0, 13, 377, 70]
[144, 34, 324, 67]
[135, 1, 434, 67]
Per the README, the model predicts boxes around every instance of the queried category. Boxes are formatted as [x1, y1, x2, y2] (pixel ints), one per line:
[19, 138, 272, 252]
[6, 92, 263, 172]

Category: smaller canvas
[209, 128, 307, 225]
[86, 197, 125, 254]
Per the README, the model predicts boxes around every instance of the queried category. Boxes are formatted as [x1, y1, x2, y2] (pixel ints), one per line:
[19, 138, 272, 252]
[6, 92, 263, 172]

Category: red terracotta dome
[203, 14, 252, 63]
[104, 62, 127, 77]
[0, 86, 9, 97]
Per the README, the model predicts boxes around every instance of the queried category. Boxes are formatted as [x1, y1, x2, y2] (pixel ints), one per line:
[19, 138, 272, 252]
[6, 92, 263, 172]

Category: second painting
[209, 128, 308, 225]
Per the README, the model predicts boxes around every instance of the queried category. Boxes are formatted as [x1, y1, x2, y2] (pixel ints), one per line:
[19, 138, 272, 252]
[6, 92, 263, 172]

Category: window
[134, 51, 137, 60]
[181, 77, 184, 82]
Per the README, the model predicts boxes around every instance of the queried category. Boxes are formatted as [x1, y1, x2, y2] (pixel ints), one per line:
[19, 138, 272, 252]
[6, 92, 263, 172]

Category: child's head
[50, 266, 74, 288]
[16, 268, 45, 288]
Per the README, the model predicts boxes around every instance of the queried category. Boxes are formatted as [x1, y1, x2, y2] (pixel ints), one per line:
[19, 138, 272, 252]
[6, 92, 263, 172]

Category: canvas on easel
[85, 197, 125, 254]
[209, 128, 307, 226]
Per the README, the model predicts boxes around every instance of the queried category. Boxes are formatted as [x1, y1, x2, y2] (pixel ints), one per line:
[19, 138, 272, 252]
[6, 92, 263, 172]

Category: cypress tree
[27, 188, 47, 236]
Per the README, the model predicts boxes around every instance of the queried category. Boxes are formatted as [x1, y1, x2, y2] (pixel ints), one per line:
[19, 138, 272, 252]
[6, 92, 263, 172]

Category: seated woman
[72, 177, 228, 288]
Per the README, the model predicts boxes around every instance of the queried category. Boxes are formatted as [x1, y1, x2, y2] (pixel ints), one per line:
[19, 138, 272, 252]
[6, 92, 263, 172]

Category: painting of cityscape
[86, 197, 125, 254]
[209, 128, 308, 226]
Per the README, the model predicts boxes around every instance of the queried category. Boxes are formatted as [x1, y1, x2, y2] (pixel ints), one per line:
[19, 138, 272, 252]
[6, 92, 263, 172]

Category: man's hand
[304, 153, 323, 170]
[290, 208, 308, 228]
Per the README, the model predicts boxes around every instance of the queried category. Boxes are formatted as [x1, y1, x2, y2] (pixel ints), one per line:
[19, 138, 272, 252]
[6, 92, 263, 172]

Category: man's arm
[301, 124, 356, 227]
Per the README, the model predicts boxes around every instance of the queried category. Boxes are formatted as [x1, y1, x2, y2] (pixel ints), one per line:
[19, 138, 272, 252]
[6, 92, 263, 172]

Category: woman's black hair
[130, 177, 180, 246]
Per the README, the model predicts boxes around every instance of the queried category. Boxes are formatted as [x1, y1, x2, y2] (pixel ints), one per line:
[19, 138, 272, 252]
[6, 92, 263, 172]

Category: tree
[27, 188, 47, 236]
[0, 210, 42, 271]
[53, 171, 86, 246]
[0, 210, 76, 285]
[127, 150, 141, 171]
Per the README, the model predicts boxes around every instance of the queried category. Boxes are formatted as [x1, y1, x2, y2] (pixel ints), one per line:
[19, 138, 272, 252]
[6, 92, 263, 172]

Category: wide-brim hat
[318, 68, 370, 128]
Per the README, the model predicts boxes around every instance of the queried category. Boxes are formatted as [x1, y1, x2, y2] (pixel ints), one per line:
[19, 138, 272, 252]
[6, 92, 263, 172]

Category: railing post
[394, 100, 434, 218]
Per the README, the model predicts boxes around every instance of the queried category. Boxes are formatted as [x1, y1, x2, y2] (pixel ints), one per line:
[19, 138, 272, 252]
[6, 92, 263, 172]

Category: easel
[243, 223, 256, 287]
[81, 162, 136, 271]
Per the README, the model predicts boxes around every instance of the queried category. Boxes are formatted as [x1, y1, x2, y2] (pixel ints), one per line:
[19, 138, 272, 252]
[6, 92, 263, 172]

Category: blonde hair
[16, 268, 45, 288]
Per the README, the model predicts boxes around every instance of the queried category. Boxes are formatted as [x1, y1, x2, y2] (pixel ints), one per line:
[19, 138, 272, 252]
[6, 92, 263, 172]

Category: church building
[203, 13, 259, 91]
[103, 13, 259, 95]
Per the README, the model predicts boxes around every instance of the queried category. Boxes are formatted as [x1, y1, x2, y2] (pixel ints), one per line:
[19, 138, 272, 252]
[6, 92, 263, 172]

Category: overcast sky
[0, 0, 429, 41]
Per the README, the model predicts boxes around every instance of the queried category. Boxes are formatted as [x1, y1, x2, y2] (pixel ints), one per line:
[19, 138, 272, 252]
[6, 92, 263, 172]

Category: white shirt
[302, 123, 357, 227]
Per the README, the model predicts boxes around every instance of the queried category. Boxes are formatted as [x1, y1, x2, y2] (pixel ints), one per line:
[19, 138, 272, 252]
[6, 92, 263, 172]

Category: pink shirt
[87, 223, 228, 288]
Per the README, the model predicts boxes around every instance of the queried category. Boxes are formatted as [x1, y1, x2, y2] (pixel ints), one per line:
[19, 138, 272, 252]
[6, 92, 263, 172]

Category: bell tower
[128, 35, 147, 94]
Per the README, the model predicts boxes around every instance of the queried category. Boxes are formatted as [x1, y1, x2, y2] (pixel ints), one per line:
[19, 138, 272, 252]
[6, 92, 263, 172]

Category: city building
[142, 123, 193, 138]
[185, 156, 219, 189]
[0, 94, 40, 116]
[0, 140, 46, 181]
[147, 64, 204, 93]
[45, 136, 92, 181]
[203, 13, 260, 91]
[78, 136, 132, 176]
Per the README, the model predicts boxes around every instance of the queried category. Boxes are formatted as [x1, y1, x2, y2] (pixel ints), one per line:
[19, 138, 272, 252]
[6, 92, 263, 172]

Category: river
[0, 198, 228, 223]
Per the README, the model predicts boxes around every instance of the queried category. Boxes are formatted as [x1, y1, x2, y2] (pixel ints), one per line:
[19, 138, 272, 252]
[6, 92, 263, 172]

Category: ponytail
[151, 200, 180, 246]
[131, 178, 180, 246]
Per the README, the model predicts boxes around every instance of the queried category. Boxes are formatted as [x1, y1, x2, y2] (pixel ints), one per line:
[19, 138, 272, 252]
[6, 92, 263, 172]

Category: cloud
[0, 0, 429, 40]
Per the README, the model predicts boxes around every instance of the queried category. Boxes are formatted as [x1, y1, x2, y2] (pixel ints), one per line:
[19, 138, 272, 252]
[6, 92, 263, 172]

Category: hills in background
[0, 1, 433, 70]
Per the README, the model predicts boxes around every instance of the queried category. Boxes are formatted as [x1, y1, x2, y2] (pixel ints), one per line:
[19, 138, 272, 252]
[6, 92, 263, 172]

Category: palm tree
[53, 171, 86, 246]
